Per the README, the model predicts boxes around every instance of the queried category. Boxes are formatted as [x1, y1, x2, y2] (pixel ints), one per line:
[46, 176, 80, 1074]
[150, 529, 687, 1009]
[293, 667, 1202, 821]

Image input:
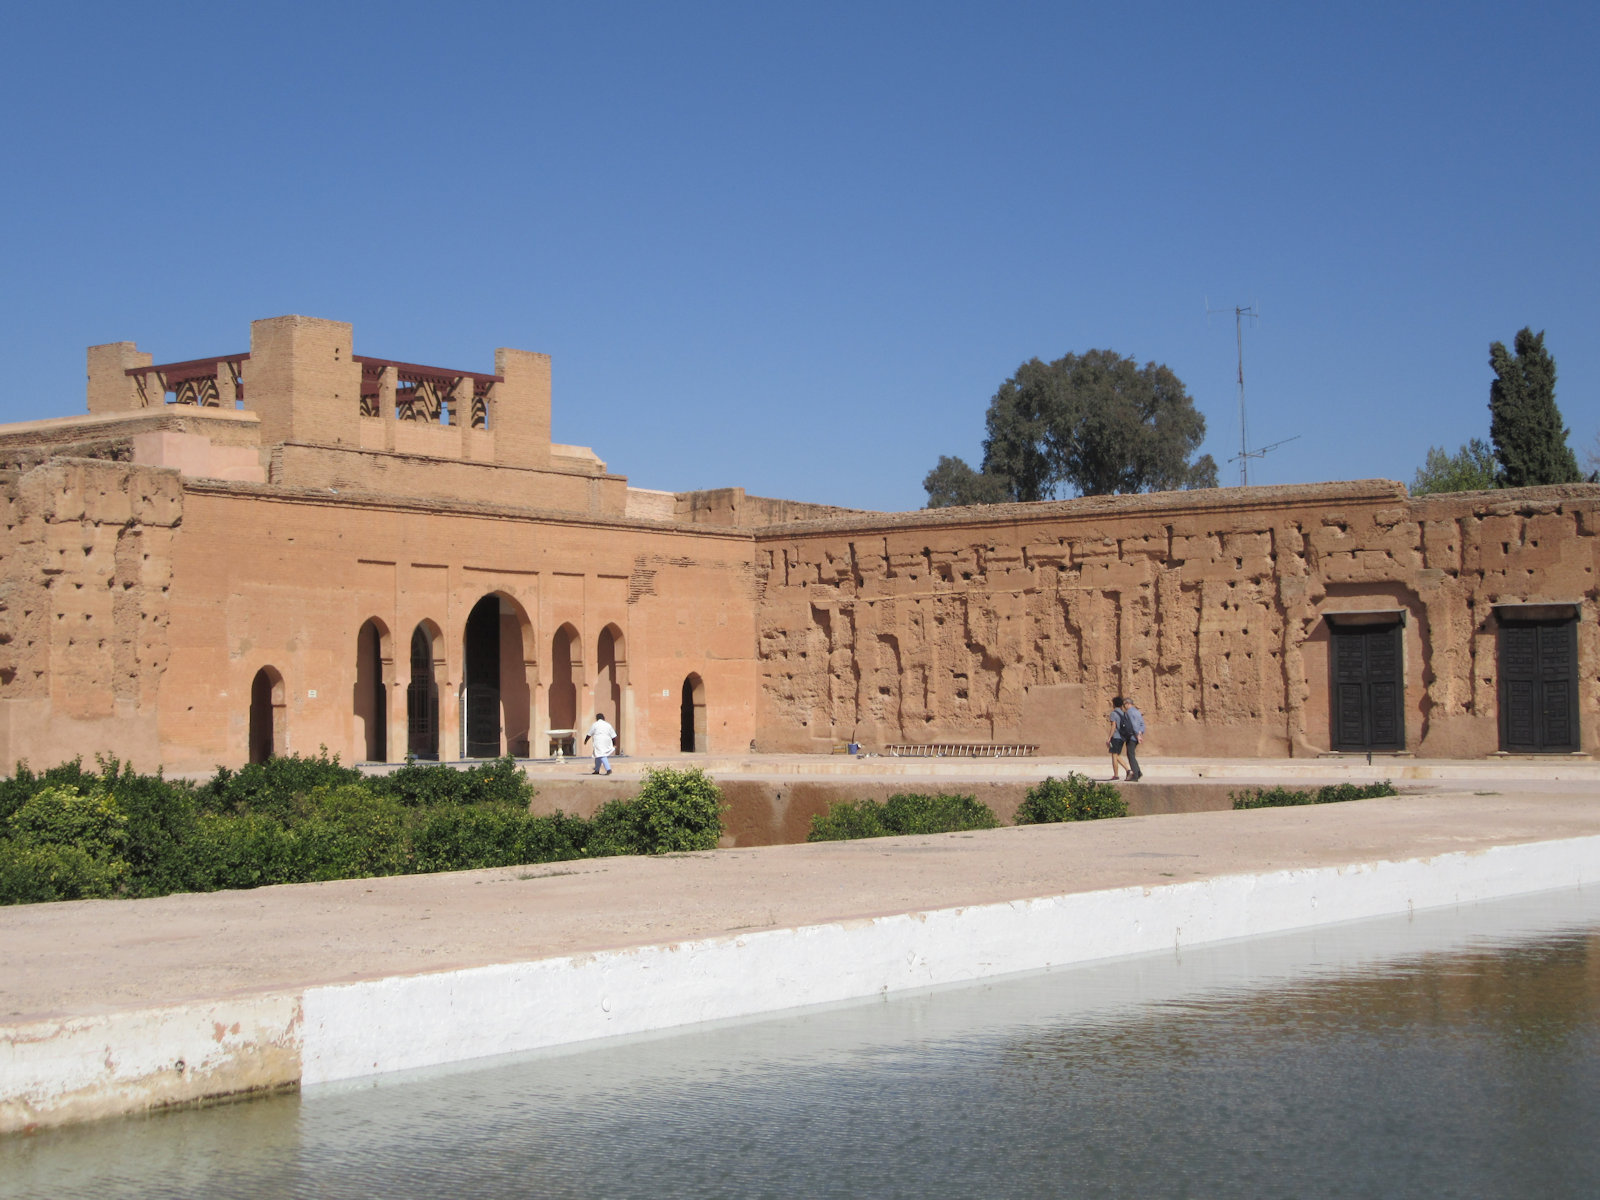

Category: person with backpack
[1118, 696, 1145, 782]
[1107, 695, 1132, 780]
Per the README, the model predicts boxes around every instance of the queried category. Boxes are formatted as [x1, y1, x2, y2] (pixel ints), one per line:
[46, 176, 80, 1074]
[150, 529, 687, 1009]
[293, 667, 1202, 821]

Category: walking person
[584, 712, 617, 775]
[1119, 696, 1145, 782]
[1108, 696, 1131, 780]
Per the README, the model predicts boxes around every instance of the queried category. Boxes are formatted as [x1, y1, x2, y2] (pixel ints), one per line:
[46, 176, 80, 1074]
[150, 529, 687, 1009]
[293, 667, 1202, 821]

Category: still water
[5, 887, 1599, 1199]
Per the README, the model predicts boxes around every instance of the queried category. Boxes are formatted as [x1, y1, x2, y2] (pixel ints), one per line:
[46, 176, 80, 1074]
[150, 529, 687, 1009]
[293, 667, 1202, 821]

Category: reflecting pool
[4, 887, 1599, 1199]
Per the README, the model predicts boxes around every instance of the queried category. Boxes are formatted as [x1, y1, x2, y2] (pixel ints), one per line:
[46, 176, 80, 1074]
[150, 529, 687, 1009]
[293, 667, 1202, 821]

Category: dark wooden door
[1331, 623, 1404, 751]
[407, 629, 438, 759]
[464, 597, 502, 758]
[1499, 618, 1579, 752]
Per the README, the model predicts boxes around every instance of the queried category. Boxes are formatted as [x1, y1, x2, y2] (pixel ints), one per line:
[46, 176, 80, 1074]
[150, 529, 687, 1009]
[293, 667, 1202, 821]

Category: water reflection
[4, 889, 1598, 1199]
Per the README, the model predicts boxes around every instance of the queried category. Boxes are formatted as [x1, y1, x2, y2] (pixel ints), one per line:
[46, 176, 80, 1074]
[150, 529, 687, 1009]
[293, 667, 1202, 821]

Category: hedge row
[807, 774, 1127, 842]
[0, 754, 724, 906]
[1231, 781, 1399, 810]
[807, 792, 1001, 841]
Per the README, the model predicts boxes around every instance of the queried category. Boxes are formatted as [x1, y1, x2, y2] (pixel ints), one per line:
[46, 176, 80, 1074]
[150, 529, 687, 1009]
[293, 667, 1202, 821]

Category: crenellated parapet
[79, 315, 620, 513]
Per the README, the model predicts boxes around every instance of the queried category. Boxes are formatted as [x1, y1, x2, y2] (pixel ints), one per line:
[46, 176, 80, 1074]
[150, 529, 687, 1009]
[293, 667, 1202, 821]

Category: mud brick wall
[0, 459, 182, 769]
[752, 482, 1600, 758]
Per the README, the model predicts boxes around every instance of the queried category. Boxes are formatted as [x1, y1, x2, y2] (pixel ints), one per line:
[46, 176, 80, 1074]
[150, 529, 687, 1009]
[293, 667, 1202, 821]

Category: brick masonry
[0, 315, 1594, 771]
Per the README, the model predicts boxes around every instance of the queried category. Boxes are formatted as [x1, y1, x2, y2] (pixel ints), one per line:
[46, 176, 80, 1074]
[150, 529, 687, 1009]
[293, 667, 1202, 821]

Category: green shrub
[0, 840, 128, 904]
[2, 783, 133, 903]
[0, 755, 730, 903]
[1313, 781, 1400, 803]
[409, 806, 590, 873]
[1231, 780, 1398, 810]
[885, 792, 1000, 835]
[1014, 774, 1128, 824]
[186, 813, 303, 892]
[511, 811, 592, 864]
[409, 803, 530, 873]
[371, 756, 533, 808]
[8, 785, 130, 859]
[807, 792, 1001, 841]
[195, 749, 364, 820]
[807, 799, 890, 842]
[97, 760, 203, 898]
[590, 767, 724, 854]
[0, 758, 100, 824]
[295, 784, 408, 881]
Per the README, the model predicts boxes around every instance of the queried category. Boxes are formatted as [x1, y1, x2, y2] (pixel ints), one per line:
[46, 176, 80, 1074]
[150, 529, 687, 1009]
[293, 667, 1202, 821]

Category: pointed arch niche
[463, 593, 534, 758]
[548, 623, 582, 736]
[407, 621, 443, 760]
[249, 666, 286, 763]
[596, 624, 629, 745]
[680, 672, 707, 754]
[355, 617, 392, 762]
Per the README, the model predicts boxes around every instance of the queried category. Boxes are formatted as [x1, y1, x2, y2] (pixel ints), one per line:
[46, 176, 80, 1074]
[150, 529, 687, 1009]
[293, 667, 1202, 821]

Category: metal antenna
[1229, 434, 1302, 475]
[1206, 301, 1260, 485]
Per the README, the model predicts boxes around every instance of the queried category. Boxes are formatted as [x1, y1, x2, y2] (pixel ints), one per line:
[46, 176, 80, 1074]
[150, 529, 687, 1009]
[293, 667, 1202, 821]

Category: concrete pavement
[3, 759, 1598, 1133]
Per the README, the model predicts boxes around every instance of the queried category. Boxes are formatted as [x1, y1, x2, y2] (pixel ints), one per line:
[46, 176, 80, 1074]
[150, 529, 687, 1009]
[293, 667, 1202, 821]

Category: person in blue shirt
[1118, 697, 1145, 782]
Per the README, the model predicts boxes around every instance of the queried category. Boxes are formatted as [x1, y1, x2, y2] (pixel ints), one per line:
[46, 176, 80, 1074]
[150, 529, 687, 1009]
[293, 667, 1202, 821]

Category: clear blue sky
[3, 2, 1596, 511]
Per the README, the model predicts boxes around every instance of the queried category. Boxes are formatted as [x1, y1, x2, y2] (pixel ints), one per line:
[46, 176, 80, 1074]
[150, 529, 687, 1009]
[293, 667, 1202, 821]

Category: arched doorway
[549, 624, 580, 735]
[463, 594, 533, 758]
[407, 624, 440, 760]
[597, 625, 624, 744]
[355, 618, 389, 762]
[249, 667, 284, 763]
[680, 673, 706, 753]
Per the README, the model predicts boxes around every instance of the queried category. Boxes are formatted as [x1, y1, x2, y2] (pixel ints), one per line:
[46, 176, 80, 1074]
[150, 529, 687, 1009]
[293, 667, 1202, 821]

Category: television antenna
[1205, 300, 1279, 485]
[1230, 434, 1302, 475]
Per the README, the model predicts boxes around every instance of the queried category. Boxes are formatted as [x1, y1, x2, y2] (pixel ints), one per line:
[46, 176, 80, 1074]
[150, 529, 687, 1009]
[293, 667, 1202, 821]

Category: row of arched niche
[245, 593, 709, 763]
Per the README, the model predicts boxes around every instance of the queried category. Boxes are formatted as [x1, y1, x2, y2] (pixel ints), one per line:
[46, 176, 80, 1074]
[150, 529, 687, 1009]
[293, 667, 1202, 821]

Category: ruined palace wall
[269, 443, 629, 517]
[0, 461, 181, 772]
[671, 488, 870, 528]
[751, 482, 1600, 758]
[157, 485, 761, 771]
[0, 408, 264, 483]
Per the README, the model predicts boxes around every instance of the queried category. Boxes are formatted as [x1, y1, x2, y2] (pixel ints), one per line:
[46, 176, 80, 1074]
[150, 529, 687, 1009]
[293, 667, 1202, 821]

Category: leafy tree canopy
[1488, 328, 1582, 487]
[1411, 438, 1498, 495]
[924, 350, 1218, 506]
[922, 455, 1012, 508]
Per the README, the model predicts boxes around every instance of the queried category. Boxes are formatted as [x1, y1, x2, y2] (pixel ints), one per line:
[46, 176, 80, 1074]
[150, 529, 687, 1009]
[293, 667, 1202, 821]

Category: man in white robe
[584, 713, 617, 775]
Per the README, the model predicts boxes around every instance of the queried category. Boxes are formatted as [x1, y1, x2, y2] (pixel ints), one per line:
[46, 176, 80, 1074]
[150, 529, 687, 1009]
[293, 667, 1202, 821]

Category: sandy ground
[3, 772, 1597, 1023]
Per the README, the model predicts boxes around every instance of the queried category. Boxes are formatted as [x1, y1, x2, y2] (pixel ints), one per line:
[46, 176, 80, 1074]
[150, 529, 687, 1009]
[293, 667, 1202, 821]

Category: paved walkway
[4, 780, 1597, 1024]
[400, 750, 1600, 786]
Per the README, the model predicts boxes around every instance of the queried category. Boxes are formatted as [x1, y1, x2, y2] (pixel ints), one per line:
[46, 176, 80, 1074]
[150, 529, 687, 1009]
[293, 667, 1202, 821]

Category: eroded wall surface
[753, 482, 1600, 757]
[1, 456, 1594, 771]
[0, 460, 180, 770]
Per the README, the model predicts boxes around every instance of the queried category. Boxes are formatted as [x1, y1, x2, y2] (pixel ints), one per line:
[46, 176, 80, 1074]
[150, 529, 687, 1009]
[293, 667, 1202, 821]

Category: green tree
[1411, 438, 1498, 495]
[922, 455, 1011, 508]
[926, 350, 1218, 504]
[1488, 328, 1582, 487]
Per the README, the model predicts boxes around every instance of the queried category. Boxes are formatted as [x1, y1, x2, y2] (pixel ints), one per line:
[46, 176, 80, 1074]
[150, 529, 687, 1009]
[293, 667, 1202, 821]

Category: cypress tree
[1488, 328, 1582, 487]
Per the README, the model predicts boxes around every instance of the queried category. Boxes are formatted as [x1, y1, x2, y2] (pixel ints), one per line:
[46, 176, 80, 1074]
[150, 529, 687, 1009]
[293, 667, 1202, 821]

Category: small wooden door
[1331, 622, 1404, 751]
[1499, 618, 1579, 752]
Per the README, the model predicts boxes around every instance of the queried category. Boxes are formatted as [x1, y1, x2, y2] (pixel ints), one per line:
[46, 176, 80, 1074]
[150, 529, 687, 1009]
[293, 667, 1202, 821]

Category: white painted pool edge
[298, 834, 1600, 1085]
[5, 835, 1598, 1131]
